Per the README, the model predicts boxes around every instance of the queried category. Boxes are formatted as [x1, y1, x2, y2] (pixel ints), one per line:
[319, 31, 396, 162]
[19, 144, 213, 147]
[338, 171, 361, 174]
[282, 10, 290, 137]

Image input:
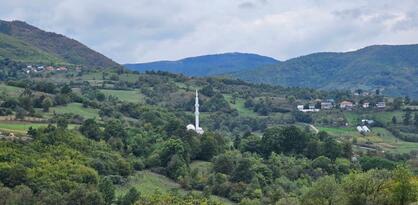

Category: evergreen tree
[403, 110, 412, 125]
[98, 177, 115, 205]
[392, 116, 397, 124]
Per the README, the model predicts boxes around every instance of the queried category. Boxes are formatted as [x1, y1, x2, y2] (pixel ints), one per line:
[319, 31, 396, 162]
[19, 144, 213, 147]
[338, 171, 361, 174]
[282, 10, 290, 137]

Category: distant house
[357, 125, 371, 134]
[321, 102, 333, 109]
[340, 101, 354, 109]
[297, 105, 319, 112]
[46, 66, 54, 71]
[376, 102, 386, 109]
[362, 119, 375, 125]
[56, 66, 67, 71]
[362, 102, 370, 108]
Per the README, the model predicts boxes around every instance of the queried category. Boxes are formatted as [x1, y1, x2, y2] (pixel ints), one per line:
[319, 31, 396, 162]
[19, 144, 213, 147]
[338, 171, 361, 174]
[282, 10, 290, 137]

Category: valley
[0, 19, 418, 205]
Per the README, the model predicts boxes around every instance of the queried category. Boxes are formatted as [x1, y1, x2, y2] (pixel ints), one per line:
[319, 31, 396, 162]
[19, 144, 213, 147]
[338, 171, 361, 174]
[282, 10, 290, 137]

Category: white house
[376, 102, 386, 109]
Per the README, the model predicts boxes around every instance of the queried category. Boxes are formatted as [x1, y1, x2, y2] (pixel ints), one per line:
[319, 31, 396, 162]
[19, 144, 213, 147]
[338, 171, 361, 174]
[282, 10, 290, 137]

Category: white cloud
[0, 0, 418, 63]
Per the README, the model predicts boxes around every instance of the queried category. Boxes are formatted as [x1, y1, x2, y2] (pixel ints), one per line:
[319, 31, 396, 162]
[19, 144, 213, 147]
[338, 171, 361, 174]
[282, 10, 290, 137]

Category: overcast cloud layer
[1, 0, 418, 63]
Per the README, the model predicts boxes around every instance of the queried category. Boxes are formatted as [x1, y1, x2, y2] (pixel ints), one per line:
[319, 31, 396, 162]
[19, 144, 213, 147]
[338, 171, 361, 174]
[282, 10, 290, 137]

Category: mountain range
[125, 53, 279, 76]
[232, 44, 418, 98]
[1, 20, 417, 98]
[126, 44, 418, 98]
[0, 20, 119, 68]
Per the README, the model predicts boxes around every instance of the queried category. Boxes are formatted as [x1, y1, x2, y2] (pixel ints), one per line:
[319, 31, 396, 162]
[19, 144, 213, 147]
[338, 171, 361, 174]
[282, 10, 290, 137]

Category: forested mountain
[0, 20, 120, 68]
[125, 52, 279, 76]
[232, 44, 418, 98]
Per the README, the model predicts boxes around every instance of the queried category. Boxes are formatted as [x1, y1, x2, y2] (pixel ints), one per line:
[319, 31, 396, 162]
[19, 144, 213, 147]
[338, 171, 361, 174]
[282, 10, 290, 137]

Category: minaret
[194, 90, 204, 134]
[195, 90, 200, 128]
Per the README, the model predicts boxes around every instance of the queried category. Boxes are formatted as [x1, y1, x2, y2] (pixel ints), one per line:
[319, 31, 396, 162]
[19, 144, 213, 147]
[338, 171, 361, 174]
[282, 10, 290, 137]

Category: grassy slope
[0, 121, 78, 135]
[0, 84, 24, 96]
[224, 94, 258, 117]
[48, 103, 100, 119]
[116, 170, 235, 205]
[0, 33, 64, 64]
[100, 89, 144, 103]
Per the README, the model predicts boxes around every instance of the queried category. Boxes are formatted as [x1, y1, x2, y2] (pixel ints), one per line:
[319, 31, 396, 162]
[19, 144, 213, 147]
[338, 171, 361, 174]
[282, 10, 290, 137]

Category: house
[376, 102, 386, 109]
[362, 102, 370, 108]
[361, 119, 375, 125]
[46, 66, 54, 71]
[340, 101, 354, 109]
[321, 102, 333, 109]
[56, 66, 68, 71]
[296, 105, 319, 112]
[362, 126, 371, 132]
[357, 125, 371, 134]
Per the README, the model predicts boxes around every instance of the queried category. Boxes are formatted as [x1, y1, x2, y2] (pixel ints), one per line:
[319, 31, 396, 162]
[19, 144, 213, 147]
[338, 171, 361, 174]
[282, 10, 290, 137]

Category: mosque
[186, 90, 204, 134]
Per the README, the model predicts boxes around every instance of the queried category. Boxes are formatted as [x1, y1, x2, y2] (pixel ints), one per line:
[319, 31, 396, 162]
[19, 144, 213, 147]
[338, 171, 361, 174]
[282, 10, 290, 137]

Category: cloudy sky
[1, 0, 418, 63]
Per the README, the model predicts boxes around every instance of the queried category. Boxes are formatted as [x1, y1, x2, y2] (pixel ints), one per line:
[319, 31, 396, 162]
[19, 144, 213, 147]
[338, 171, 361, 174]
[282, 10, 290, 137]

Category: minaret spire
[195, 89, 200, 129]
[194, 90, 204, 134]
[186, 90, 204, 134]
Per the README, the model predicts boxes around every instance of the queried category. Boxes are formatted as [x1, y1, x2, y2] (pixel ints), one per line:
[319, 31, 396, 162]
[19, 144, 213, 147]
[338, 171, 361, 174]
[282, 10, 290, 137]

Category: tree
[56, 116, 69, 129]
[390, 165, 418, 205]
[104, 120, 127, 140]
[392, 116, 397, 124]
[342, 169, 391, 205]
[118, 187, 140, 205]
[200, 85, 215, 97]
[231, 158, 253, 183]
[414, 113, 418, 127]
[98, 177, 115, 205]
[198, 133, 219, 161]
[60, 84, 72, 94]
[393, 97, 403, 110]
[42, 97, 53, 112]
[403, 110, 412, 125]
[80, 119, 101, 141]
[301, 176, 345, 205]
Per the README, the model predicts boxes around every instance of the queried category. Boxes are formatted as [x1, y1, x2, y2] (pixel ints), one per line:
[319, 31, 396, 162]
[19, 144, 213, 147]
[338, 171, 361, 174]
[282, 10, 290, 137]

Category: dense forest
[0, 61, 417, 205]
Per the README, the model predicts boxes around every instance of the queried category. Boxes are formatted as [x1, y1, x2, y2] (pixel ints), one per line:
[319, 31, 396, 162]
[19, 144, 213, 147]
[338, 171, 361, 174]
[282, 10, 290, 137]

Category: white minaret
[194, 90, 204, 134]
[195, 90, 200, 128]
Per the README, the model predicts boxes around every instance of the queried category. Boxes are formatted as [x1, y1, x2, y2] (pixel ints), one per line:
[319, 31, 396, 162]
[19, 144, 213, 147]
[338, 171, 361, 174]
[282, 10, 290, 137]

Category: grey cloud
[0, 0, 417, 63]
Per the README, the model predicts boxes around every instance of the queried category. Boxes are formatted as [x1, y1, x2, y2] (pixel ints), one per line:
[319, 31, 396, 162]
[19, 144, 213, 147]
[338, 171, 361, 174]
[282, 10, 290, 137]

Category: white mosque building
[186, 90, 204, 134]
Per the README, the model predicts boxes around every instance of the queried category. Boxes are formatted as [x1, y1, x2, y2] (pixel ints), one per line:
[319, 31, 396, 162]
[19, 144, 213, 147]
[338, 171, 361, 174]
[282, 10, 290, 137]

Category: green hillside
[0, 33, 64, 64]
[232, 44, 418, 98]
[0, 20, 119, 68]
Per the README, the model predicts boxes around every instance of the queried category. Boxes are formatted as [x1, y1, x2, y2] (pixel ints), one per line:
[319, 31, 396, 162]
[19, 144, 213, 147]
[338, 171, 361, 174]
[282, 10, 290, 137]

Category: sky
[1, 0, 418, 63]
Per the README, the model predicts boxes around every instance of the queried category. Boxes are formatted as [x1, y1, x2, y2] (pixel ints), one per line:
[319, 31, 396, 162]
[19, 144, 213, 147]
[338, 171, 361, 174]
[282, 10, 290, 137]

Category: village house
[321, 101, 333, 109]
[357, 125, 371, 134]
[340, 101, 354, 109]
[297, 105, 319, 112]
[376, 102, 386, 109]
[56, 66, 68, 71]
[362, 102, 370, 108]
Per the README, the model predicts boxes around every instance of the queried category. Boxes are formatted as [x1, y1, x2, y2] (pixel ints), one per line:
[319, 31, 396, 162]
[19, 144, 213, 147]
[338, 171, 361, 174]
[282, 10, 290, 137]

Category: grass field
[0, 84, 24, 96]
[100, 89, 144, 103]
[317, 126, 360, 137]
[363, 127, 418, 154]
[49, 103, 100, 119]
[344, 111, 405, 125]
[224, 95, 258, 117]
[0, 121, 77, 135]
[0, 122, 47, 134]
[116, 170, 235, 204]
